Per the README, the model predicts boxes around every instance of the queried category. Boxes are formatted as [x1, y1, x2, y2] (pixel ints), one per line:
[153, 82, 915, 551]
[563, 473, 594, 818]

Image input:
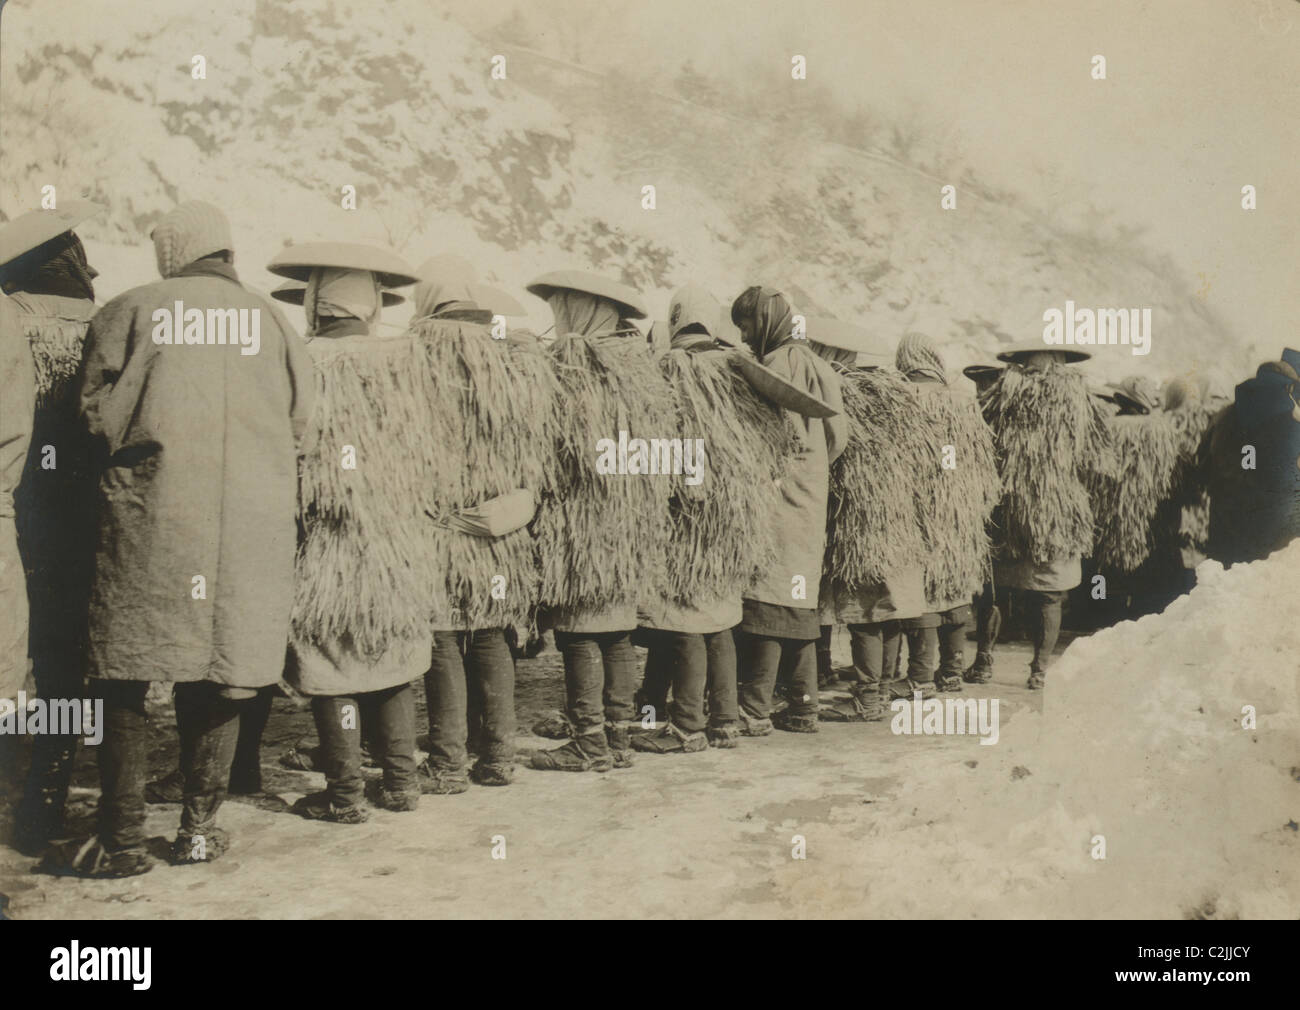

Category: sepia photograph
[0, 0, 1296, 963]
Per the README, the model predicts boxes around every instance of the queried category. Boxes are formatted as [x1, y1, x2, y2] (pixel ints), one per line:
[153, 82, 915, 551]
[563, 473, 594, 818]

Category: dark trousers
[1027, 590, 1068, 673]
[96, 679, 244, 850]
[903, 627, 938, 681]
[311, 683, 416, 808]
[974, 582, 1002, 655]
[847, 621, 901, 687]
[554, 630, 638, 737]
[735, 630, 818, 719]
[425, 628, 515, 771]
[19, 653, 84, 834]
[936, 621, 967, 678]
[641, 628, 738, 733]
[230, 687, 273, 791]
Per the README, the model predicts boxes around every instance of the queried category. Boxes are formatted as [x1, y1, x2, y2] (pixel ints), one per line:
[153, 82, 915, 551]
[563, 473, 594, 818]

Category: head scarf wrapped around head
[413, 254, 478, 319]
[730, 286, 795, 360]
[150, 200, 233, 278]
[304, 266, 382, 334]
[0, 230, 97, 301]
[896, 331, 947, 384]
[547, 289, 621, 338]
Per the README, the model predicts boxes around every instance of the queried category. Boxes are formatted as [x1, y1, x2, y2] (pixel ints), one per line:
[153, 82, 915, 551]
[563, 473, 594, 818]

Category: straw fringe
[20, 313, 88, 407]
[1087, 412, 1181, 573]
[655, 349, 795, 605]
[982, 365, 1114, 565]
[533, 334, 677, 616]
[827, 368, 929, 592]
[913, 386, 1001, 602]
[293, 320, 561, 653]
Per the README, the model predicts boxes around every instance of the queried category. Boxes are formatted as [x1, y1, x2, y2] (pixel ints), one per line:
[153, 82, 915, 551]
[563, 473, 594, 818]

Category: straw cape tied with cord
[654, 347, 796, 607]
[981, 360, 1116, 566]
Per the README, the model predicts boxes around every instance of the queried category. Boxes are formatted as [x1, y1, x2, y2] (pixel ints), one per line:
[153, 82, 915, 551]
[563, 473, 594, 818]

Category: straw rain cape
[1086, 411, 1181, 573]
[826, 367, 928, 593]
[654, 348, 796, 606]
[534, 333, 676, 618]
[981, 364, 1115, 566]
[911, 384, 1001, 603]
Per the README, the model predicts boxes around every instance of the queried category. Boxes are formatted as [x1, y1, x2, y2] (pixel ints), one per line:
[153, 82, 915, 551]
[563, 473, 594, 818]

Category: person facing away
[47, 200, 314, 878]
[729, 286, 846, 736]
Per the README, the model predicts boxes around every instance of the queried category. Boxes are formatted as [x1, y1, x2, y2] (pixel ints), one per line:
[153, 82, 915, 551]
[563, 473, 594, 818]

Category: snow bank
[883, 540, 1299, 918]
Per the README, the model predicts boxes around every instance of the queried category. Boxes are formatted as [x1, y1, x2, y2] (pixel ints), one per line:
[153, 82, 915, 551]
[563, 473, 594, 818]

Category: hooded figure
[729, 286, 845, 735]
[280, 254, 428, 822]
[894, 331, 993, 691]
[977, 344, 1110, 689]
[633, 285, 761, 754]
[0, 209, 104, 852]
[54, 200, 314, 877]
[527, 271, 663, 773]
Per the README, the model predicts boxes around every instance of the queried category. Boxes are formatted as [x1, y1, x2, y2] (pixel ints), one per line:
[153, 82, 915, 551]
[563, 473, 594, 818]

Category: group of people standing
[1, 198, 1295, 880]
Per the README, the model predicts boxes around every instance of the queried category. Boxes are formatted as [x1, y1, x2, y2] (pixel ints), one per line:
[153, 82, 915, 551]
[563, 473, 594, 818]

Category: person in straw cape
[272, 241, 434, 822]
[41, 201, 314, 877]
[812, 327, 929, 721]
[0, 293, 36, 797]
[976, 341, 1113, 690]
[960, 362, 1006, 685]
[527, 269, 670, 772]
[405, 253, 556, 792]
[1159, 372, 1224, 593]
[0, 200, 106, 853]
[631, 284, 793, 754]
[729, 287, 846, 736]
[893, 332, 1000, 694]
[1085, 374, 1181, 621]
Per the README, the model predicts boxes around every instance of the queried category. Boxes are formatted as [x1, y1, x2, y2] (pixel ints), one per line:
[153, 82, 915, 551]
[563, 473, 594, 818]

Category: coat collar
[173, 259, 241, 285]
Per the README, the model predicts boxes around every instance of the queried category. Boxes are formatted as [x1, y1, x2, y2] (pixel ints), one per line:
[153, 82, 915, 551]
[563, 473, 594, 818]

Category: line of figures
[2, 199, 1297, 880]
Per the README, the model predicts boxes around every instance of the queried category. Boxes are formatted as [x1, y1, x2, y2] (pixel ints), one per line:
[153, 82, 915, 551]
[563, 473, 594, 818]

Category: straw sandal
[169, 826, 231, 865]
[291, 791, 371, 823]
[706, 723, 742, 748]
[772, 710, 820, 734]
[935, 674, 965, 693]
[39, 837, 155, 879]
[629, 721, 708, 754]
[962, 652, 994, 684]
[737, 709, 774, 737]
[530, 735, 614, 773]
[470, 761, 516, 786]
[416, 759, 470, 794]
[1026, 673, 1046, 690]
[379, 787, 420, 812]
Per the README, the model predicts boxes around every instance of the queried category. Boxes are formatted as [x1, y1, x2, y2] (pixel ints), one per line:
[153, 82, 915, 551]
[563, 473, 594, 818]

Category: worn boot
[169, 826, 231, 866]
[470, 760, 516, 786]
[531, 728, 614, 772]
[291, 790, 371, 823]
[963, 651, 994, 684]
[883, 677, 934, 701]
[737, 708, 774, 737]
[706, 723, 741, 749]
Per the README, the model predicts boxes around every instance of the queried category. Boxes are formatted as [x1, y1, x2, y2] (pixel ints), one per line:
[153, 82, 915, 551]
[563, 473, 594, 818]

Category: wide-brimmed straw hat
[996, 341, 1091, 364]
[525, 269, 648, 320]
[0, 200, 106, 267]
[805, 316, 888, 359]
[729, 350, 839, 418]
[271, 280, 405, 307]
[267, 242, 420, 287]
[962, 363, 1003, 382]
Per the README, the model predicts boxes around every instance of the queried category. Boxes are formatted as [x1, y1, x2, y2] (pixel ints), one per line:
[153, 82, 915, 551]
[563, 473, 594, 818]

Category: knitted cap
[151, 201, 233, 278]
